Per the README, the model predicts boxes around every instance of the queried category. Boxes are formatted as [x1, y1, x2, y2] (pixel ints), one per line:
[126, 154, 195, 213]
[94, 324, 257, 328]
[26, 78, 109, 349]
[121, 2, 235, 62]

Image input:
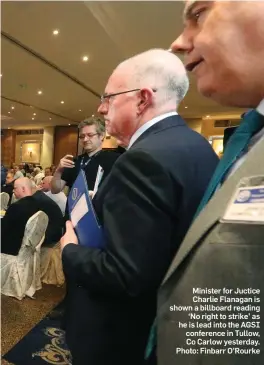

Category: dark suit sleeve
[62, 149, 180, 296]
[1, 203, 24, 254]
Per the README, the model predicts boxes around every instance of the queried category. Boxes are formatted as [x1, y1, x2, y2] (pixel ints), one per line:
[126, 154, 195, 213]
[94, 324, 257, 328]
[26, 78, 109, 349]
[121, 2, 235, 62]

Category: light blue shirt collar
[127, 112, 178, 149]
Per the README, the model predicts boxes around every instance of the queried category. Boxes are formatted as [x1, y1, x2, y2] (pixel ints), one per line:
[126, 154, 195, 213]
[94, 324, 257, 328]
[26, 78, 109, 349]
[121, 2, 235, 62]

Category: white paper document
[71, 193, 89, 227]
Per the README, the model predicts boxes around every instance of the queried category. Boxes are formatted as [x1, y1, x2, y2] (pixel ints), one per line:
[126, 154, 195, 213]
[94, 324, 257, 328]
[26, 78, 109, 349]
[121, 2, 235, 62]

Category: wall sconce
[28, 147, 33, 158]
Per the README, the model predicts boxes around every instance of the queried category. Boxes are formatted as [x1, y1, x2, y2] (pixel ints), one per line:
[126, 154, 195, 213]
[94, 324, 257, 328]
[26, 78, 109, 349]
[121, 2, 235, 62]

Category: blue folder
[68, 170, 105, 248]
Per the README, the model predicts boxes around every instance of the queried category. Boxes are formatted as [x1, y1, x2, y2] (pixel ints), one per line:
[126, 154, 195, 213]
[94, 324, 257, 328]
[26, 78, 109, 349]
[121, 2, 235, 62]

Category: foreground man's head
[98, 49, 189, 141]
[170, 1, 264, 108]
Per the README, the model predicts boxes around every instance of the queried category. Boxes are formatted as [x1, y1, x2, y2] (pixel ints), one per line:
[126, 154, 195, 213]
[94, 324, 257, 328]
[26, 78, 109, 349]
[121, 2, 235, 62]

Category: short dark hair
[78, 117, 105, 135]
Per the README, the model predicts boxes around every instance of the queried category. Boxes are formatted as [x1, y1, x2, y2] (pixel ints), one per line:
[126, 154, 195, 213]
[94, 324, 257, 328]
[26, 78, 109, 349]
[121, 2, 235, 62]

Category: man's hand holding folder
[65, 169, 105, 249]
[61, 221, 78, 251]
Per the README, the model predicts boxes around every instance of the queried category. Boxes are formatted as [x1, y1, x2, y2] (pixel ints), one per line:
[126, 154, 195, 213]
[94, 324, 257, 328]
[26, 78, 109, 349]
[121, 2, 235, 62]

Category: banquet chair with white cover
[1, 192, 10, 210]
[1, 211, 49, 300]
[41, 242, 65, 286]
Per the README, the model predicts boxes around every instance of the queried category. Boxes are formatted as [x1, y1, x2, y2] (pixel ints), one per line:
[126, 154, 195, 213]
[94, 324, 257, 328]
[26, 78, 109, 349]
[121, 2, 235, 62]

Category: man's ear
[137, 88, 154, 113]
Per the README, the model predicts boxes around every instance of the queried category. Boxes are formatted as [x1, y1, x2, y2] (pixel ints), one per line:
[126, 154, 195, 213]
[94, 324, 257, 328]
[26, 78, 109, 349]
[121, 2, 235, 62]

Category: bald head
[114, 49, 189, 107]
[41, 176, 53, 192]
[98, 49, 189, 142]
[13, 177, 34, 199]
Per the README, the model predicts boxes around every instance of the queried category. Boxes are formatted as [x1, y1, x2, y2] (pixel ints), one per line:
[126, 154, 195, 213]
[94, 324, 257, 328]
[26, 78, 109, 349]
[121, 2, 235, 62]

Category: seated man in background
[33, 167, 45, 185]
[13, 165, 24, 180]
[41, 176, 67, 215]
[44, 167, 53, 177]
[1, 171, 15, 205]
[19, 163, 25, 176]
[1, 177, 64, 256]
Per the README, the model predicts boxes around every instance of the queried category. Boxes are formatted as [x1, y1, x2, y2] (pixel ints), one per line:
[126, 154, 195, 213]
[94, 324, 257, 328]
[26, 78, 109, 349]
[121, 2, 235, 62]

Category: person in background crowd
[28, 163, 34, 173]
[51, 117, 120, 214]
[41, 176, 67, 215]
[33, 167, 45, 186]
[49, 117, 120, 323]
[50, 164, 56, 175]
[13, 165, 24, 180]
[156, 2, 264, 364]
[19, 163, 25, 176]
[1, 171, 15, 205]
[44, 167, 53, 177]
[60, 48, 218, 365]
[24, 163, 31, 174]
[1, 177, 64, 256]
[1, 164, 7, 186]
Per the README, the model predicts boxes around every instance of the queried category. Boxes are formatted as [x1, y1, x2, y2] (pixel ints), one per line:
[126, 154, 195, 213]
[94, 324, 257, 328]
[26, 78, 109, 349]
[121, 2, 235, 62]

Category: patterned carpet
[3, 302, 71, 365]
[1, 284, 66, 365]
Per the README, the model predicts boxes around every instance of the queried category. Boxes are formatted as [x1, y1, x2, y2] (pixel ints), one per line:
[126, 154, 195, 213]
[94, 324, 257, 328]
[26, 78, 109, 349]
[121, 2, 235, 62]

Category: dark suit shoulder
[99, 150, 120, 163]
[132, 122, 218, 167]
[33, 190, 63, 213]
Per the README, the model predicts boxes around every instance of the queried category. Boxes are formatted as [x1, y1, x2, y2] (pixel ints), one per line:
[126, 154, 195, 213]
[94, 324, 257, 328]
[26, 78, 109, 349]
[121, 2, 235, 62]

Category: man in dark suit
[1, 177, 64, 256]
[1, 170, 15, 205]
[157, 2, 264, 365]
[60, 49, 218, 365]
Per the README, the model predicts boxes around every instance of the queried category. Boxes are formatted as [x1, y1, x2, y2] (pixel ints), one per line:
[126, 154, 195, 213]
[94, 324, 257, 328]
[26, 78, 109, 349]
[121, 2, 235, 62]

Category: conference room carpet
[1, 284, 65, 365]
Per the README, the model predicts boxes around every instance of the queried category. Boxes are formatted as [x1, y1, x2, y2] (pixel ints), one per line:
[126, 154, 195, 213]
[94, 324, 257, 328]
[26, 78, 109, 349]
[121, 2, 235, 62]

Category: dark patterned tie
[195, 109, 264, 217]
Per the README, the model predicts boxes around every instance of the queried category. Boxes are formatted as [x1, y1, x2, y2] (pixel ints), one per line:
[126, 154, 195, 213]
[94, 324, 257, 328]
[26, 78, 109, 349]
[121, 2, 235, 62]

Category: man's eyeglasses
[79, 133, 98, 140]
[100, 88, 157, 104]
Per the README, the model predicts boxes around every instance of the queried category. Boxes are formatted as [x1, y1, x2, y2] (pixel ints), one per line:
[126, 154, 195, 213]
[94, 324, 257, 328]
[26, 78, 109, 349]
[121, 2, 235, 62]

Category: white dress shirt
[45, 191, 67, 216]
[127, 112, 178, 149]
[14, 170, 24, 180]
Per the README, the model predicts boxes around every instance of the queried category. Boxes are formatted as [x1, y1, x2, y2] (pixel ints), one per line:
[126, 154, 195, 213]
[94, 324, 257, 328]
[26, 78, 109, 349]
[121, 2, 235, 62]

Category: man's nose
[170, 33, 192, 54]
[97, 102, 107, 115]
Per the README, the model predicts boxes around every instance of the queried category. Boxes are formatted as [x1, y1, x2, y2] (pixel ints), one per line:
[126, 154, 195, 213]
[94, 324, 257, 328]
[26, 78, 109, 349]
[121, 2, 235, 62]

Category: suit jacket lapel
[163, 136, 264, 285]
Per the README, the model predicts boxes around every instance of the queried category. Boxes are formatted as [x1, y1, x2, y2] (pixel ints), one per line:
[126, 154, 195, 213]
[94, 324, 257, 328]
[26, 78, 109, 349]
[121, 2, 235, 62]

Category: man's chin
[84, 146, 92, 152]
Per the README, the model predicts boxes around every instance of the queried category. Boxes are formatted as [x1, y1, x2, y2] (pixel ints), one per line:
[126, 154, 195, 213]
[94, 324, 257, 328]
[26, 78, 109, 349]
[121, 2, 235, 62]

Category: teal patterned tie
[145, 109, 264, 360]
[195, 109, 264, 217]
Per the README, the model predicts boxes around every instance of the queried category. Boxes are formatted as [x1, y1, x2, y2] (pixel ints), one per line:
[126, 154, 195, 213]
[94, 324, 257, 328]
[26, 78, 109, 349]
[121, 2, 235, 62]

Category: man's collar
[257, 99, 264, 116]
[127, 111, 178, 149]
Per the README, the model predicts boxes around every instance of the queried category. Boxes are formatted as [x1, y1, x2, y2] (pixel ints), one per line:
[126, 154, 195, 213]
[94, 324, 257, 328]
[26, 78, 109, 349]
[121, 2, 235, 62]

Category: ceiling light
[8, 112, 10, 114]
[206, 115, 210, 118]
[92, 114, 94, 117]
[37, 90, 42, 95]
[68, 123, 71, 126]
[185, 106, 188, 109]
[33, 113, 36, 116]
[82, 56, 89, 62]
[32, 117, 35, 120]
[49, 117, 52, 120]
[79, 109, 82, 112]
[11, 106, 15, 110]
[8, 127, 10, 129]
[53, 29, 59, 35]
[61, 101, 64, 104]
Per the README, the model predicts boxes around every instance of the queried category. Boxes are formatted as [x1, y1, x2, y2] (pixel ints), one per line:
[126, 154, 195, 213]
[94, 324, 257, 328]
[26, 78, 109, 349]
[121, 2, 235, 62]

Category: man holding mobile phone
[51, 117, 120, 214]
